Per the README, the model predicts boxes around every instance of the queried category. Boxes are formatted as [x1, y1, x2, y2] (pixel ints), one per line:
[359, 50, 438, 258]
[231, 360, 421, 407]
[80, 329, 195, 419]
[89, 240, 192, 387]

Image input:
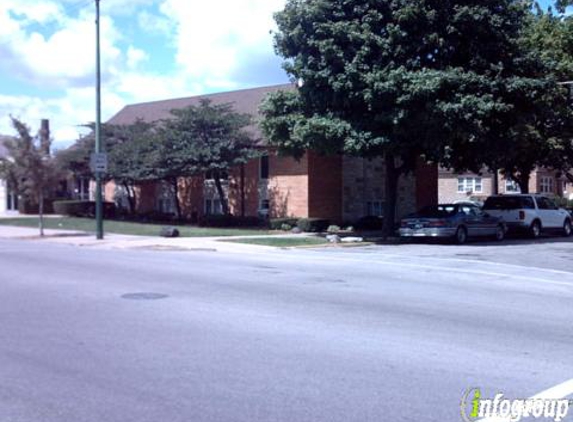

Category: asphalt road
[1, 238, 572, 422]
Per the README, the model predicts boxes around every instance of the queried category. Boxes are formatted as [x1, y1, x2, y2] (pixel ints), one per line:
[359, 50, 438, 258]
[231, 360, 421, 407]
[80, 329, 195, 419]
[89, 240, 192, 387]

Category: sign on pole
[90, 152, 108, 173]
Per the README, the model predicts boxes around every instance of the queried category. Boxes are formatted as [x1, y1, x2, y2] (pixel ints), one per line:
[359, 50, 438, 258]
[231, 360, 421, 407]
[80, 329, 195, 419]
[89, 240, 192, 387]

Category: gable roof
[107, 83, 295, 143]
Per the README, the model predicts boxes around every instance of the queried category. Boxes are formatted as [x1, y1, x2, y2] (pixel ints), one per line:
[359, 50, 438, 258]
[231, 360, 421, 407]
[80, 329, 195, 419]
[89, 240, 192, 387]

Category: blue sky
[0, 0, 560, 148]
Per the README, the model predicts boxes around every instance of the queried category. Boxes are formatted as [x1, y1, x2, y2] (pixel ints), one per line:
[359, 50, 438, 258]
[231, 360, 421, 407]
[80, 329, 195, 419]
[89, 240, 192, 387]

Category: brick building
[439, 167, 573, 203]
[105, 84, 437, 223]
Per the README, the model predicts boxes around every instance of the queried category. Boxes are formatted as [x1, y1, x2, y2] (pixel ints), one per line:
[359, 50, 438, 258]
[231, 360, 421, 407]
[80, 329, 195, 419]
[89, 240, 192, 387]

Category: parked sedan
[399, 204, 506, 244]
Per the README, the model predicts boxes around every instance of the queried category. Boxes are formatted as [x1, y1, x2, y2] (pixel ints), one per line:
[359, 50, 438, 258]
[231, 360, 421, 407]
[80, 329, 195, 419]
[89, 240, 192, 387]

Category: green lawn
[222, 236, 329, 247]
[0, 217, 273, 237]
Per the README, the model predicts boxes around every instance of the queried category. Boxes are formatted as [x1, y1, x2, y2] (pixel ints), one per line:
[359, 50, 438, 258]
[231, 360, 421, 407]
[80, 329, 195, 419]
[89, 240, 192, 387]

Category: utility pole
[94, 0, 104, 239]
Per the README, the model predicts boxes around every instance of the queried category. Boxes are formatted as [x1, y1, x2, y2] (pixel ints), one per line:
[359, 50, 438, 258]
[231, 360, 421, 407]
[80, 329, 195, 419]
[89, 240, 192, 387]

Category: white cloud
[0, 0, 289, 147]
[158, 0, 285, 81]
[126, 46, 149, 69]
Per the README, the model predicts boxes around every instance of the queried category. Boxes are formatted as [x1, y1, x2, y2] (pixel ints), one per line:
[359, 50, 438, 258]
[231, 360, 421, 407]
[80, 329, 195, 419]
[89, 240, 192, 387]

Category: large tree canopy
[156, 99, 258, 216]
[261, 0, 573, 232]
[0, 117, 60, 236]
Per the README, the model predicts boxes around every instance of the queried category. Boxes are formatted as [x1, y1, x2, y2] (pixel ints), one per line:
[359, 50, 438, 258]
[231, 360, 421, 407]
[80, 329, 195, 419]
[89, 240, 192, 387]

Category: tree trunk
[383, 154, 400, 238]
[122, 181, 136, 215]
[517, 171, 530, 194]
[240, 163, 245, 217]
[214, 171, 230, 215]
[38, 191, 45, 237]
[171, 177, 182, 220]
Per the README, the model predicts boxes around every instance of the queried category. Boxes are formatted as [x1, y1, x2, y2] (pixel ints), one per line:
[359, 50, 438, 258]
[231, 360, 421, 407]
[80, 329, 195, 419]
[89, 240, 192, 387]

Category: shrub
[354, 216, 384, 231]
[53, 200, 115, 218]
[297, 218, 330, 232]
[18, 198, 55, 214]
[269, 218, 299, 230]
[327, 225, 341, 233]
[280, 223, 292, 231]
[198, 215, 263, 228]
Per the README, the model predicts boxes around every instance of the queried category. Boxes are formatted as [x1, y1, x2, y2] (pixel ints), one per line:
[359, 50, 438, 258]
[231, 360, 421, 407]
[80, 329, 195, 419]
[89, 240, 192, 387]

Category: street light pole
[95, 0, 104, 240]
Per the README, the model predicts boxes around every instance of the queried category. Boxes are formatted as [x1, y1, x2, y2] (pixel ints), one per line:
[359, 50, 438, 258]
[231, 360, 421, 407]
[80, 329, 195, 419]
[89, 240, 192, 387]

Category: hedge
[53, 200, 115, 218]
[297, 218, 330, 232]
[269, 218, 300, 230]
[198, 215, 263, 228]
[354, 216, 384, 231]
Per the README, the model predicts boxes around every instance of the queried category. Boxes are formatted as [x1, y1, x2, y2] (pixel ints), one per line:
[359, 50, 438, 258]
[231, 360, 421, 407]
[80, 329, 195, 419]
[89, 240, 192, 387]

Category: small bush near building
[327, 225, 341, 233]
[354, 216, 384, 231]
[18, 198, 55, 214]
[198, 215, 263, 228]
[297, 218, 330, 232]
[269, 218, 300, 230]
[53, 200, 115, 218]
[280, 223, 292, 231]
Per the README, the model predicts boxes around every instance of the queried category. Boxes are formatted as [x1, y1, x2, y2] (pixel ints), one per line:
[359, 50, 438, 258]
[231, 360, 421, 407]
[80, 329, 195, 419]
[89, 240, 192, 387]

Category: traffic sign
[90, 152, 108, 173]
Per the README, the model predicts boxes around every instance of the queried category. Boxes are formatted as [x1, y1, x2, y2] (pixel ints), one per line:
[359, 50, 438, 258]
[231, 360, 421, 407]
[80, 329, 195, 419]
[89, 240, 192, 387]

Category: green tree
[0, 117, 60, 236]
[156, 99, 257, 217]
[57, 120, 156, 214]
[261, 0, 531, 235]
[483, 2, 573, 192]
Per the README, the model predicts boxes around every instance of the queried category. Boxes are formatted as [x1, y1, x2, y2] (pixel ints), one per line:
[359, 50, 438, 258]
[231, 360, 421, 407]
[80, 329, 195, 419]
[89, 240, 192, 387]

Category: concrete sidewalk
[0, 224, 318, 254]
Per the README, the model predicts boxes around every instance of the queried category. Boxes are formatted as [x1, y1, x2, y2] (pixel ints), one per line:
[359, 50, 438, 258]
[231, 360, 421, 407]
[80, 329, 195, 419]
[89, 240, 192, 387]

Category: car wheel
[454, 226, 468, 244]
[529, 220, 541, 239]
[563, 219, 572, 237]
[494, 225, 505, 241]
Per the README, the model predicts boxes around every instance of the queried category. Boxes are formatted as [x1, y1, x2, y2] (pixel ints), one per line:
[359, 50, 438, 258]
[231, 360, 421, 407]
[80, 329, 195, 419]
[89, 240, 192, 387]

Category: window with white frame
[205, 199, 223, 215]
[505, 178, 521, 193]
[457, 177, 482, 193]
[540, 177, 554, 194]
[366, 201, 384, 216]
[157, 198, 175, 214]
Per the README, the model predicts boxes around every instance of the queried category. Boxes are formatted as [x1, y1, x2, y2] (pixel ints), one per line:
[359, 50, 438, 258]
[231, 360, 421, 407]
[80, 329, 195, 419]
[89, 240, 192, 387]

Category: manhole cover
[121, 292, 169, 300]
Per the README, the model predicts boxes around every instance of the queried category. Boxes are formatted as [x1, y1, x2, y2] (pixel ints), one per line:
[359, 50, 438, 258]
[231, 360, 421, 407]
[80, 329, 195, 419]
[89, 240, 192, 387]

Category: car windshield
[483, 196, 535, 210]
[414, 205, 458, 218]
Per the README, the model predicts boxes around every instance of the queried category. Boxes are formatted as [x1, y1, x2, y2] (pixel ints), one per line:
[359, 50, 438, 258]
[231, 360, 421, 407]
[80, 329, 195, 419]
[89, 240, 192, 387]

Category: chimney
[39, 119, 50, 155]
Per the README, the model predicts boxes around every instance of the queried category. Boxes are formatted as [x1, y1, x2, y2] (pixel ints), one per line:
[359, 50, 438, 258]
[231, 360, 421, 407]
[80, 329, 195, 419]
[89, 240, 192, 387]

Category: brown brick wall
[179, 176, 204, 221]
[135, 181, 158, 213]
[308, 152, 342, 222]
[415, 161, 438, 210]
[228, 159, 260, 217]
[268, 153, 309, 218]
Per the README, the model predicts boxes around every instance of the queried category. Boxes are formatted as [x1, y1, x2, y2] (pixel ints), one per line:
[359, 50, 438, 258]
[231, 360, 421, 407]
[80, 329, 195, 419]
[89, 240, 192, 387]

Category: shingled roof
[107, 83, 295, 144]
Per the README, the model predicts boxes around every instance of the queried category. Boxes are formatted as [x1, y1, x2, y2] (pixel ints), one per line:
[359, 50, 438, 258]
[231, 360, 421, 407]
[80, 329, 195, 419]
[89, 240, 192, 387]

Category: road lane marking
[218, 249, 573, 288]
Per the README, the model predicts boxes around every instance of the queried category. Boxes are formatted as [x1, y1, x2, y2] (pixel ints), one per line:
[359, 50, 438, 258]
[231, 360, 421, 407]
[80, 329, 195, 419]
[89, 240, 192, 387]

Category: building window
[260, 155, 269, 180]
[540, 177, 554, 194]
[457, 177, 482, 193]
[505, 178, 521, 193]
[205, 199, 223, 215]
[75, 177, 90, 200]
[157, 198, 175, 214]
[258, 199, 270, 217]
[366, 201, 383, 216]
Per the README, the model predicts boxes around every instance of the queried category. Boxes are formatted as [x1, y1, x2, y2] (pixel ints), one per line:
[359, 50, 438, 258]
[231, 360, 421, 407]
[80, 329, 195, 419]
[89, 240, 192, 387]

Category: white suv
[483, 194, 572, 238]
